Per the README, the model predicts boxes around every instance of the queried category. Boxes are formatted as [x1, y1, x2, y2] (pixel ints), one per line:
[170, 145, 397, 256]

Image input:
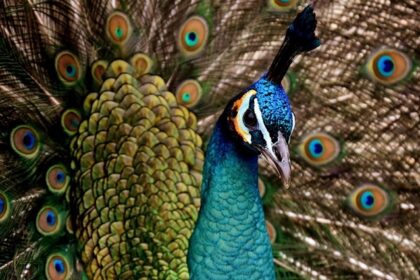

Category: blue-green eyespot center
[182, 92, 191, 102]
[377, 55, 395, 77]
[115, 26, 123, 38]
[185, 32, 198, 47]
[46, 254, 69, 279]
[53, 259, 65, 274]
[308, 139, 323, 158]
[46, 210, 57, 226]
[360, 191, 375, 209]
[56, 170, 65, 184]
[65, 64, 76, 78]
[23, 131, 36, 150]
[70, 117, 80, 130]
[11, 125, 41, 158]
[37, 207, 61, 235]
[61, 109, 81, 135]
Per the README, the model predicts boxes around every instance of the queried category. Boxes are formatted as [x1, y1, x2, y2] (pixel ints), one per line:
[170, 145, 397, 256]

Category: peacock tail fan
[0, 0, 418, 279]
[258, 0, 419, 279]
[0, 0, 292, 279]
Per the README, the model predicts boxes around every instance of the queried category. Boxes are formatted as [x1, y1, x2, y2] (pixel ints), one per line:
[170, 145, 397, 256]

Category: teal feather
[188, 119, 274, 279]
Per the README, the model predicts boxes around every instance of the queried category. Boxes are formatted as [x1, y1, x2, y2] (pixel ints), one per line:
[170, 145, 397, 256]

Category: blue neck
[188, 120, 275, 279]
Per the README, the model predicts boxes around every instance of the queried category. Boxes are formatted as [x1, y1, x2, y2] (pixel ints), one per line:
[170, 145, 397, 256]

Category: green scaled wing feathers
[72, 65, 203, 279]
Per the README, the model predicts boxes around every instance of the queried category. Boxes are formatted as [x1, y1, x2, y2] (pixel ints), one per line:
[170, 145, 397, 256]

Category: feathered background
[0, 0, 418, 279]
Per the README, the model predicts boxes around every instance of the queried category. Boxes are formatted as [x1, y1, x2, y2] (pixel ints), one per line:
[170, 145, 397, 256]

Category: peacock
[0, 0, 418, 280]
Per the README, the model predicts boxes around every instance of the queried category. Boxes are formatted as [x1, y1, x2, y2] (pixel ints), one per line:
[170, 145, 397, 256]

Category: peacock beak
[258, 131, 291, 188]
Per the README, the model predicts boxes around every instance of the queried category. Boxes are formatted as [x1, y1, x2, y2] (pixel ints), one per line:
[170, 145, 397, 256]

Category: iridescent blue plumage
[188, 76, 297, 279]
[253, 77, 294, 142]
[188, 6, 320, 279]
[188, 77, 293, 279]
[188, 120, 274, 279]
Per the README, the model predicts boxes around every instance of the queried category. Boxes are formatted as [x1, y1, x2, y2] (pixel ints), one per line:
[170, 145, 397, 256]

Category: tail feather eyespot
[36, 206, 63, 236]
[10, 125, 41, 158]
[297, 132, 341, 167]
[46, 165, 70, 195]
[55, 51, 82, 85]
[61, 109, 81, 136]
[347, 184, 393, 219]
[106, 12, 133, 45]
[46, 252, 72, 280]
[365, 48, 412, 85]
[178, 16, 209, 57]
[176, 79, 203, 108]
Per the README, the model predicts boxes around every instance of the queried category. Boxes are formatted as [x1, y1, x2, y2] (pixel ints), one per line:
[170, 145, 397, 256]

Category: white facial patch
[289, 112, 296, 143]
[253, 98, 274, 153]
[233, 90, 256, 143]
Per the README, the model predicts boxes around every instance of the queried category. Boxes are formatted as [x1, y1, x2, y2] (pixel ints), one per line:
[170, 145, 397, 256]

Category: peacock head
[225, 76, 294, 188]
[223, 5, 319, 188]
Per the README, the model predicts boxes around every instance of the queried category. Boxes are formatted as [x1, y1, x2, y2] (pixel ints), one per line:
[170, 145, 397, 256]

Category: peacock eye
[347, 184, 392, 218]
[36, 207, 62, 236]
[176, 79, 203, 108]
[55, 51, 81, 85]
[10, 125, 41, 158]
[106, 12, 132, 45]
[46, 253, 71, 280]
[243, 109, 257, 128]
[178, 16, 209, 57]
[365, 48, 412, 85]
